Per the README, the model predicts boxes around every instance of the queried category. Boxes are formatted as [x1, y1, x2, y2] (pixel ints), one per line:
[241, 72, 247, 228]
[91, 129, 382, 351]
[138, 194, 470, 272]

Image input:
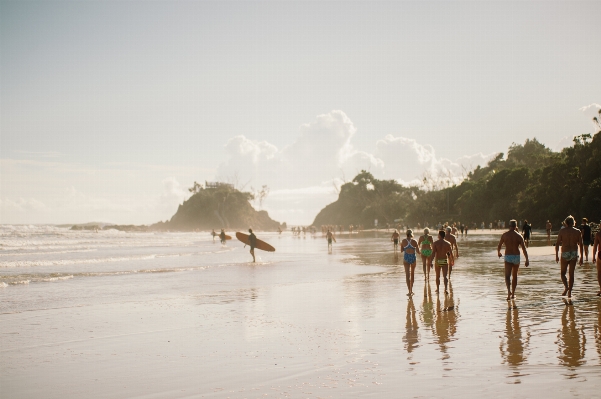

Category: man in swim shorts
[497, 219, 529, 300]
[248, 228, 257, 263]
[391, 229, 400, 251]
[555, 215, 583, 298]
[326, 229, 335, 251]
[430, 230, 454, 294]
[546, 220, 552, 240]
[579, 218, 592, 261]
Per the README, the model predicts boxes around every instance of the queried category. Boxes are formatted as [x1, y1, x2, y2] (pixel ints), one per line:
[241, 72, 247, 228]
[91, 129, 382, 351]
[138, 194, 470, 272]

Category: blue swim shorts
[504, 255, 520, 265]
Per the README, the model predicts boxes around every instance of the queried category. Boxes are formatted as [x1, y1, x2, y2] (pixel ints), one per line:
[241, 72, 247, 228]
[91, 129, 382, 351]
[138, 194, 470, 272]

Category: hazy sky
[1, 1, 600, 225]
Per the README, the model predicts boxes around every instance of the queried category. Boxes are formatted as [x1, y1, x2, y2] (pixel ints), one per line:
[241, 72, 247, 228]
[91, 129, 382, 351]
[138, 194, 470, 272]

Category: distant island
[71, 182, 283, 232]
[313, 131, 601, 230]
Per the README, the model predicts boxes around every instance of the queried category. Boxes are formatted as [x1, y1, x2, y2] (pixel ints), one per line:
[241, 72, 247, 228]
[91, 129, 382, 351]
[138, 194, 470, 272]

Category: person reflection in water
[500, 303, 529, 368]
[420, 279, 434, 331]
[433, 285, 458, 360]
[558, 299, 585, 371]
[403, 299, 419, 354]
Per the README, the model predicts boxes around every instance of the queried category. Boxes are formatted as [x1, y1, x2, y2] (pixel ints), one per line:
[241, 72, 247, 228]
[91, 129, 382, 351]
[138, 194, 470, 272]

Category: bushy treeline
[313, 132, 601, 229]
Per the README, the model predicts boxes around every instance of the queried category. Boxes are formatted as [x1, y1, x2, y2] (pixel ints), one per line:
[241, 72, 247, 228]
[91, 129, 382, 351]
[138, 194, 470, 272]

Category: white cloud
[215, 111, 496, 224]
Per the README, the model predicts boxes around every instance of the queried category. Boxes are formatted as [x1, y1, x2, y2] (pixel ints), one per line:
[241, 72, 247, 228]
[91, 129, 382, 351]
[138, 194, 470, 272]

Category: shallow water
[1, 226, 600, 398]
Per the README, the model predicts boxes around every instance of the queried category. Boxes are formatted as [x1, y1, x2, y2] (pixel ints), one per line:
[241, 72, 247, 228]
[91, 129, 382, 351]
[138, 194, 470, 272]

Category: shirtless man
[219, 228, 227, 245]
[445, 227, 459, 279]
[521, 220, 532, 248]
[579, 218, 592, 261]
[546, 220, 552, 240]
[429, 230, 454, 294]
[555, 216, 583, 298]
[326, 229, 336, 251]
[592, 228, 601, 296]
[497, 220, 529, 300]
[391, 229, 400, 251]
[211, 229, 217, 242]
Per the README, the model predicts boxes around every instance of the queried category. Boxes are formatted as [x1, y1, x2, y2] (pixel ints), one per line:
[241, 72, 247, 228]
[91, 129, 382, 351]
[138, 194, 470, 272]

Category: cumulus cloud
[217, 110, 494, 192]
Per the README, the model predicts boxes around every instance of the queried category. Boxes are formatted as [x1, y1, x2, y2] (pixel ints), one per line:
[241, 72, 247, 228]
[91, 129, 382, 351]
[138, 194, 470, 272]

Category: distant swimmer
[418, 228, 434, 279]
[580, 218, 591, 261]
[401, 229, 420, 296]
[430, 230, 454, 294]
[445, 227, 459, 279]
[219, 229, 226, 245]
[211, 229, 217, 242]
[391, 229, 400, 251]
[546, 220, 552, 241]
[522, 220, 532, 248]
[555, 216, 583, 298]
[278, 227, 282, 235]
[248, 228, 257, 263]
[592, 227, 601, 296]
[497, 219, 529, 301]
[326, 229, 336, 252]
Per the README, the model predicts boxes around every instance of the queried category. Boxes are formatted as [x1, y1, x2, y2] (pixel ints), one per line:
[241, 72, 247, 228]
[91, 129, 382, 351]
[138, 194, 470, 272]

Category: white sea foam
[0, 253, 195, 268]
[0, 282, 8, 288]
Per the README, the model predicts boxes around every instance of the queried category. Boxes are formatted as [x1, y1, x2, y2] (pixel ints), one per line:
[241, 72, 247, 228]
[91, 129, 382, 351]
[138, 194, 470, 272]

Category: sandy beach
[1, 226, 600, 398]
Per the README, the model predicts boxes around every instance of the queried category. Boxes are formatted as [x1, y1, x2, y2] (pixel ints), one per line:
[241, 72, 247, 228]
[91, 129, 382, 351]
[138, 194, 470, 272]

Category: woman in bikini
[418, 228, 434, 279]
[593, 229, 601, 296]
[401, 229, 420, 297]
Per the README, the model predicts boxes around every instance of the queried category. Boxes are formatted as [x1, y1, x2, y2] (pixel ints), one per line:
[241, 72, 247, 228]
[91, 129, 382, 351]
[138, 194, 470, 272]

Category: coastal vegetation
[152, 183, 282, 231]
[313, 130, 601, 229]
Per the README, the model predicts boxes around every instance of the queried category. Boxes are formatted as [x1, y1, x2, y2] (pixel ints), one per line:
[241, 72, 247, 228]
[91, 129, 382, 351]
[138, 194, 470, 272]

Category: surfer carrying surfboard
[219, 229, 227, 245]
[248, 229, 257, 262]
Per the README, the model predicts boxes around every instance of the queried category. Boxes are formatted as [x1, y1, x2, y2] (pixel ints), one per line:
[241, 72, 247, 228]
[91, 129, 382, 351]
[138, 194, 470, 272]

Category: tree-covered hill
[313, 131, 601, 229]
[152, 184, 282, 231]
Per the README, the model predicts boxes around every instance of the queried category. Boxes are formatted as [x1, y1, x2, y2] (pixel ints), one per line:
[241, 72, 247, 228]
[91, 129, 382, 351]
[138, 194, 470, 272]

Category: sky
[1, 1, 600, 226]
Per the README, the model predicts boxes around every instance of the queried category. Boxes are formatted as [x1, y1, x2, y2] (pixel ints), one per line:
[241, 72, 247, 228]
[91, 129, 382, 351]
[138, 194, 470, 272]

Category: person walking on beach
[401, 229, 420, 296]
[580, 218, 592, 261]
[326, 229, 336, 252]
[546, 220, 553, 241]
[248, 228, 257, 263]
[555, 216, 583, 298]
[211, 229, 217, 242]
[522, 220, 532, 248]
[418, 228, 434, 279]
[219, 229, 227, 245]
[497, 220, 530, 301]
[391, 229, 400, 251]
[430, 230, 454, 294]
[445, 227, 459, 279]
[593, 227, 601, 296]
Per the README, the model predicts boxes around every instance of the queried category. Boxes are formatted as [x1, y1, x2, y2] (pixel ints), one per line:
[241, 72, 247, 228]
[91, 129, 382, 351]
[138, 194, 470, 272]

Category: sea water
[1, 225, 600, 398]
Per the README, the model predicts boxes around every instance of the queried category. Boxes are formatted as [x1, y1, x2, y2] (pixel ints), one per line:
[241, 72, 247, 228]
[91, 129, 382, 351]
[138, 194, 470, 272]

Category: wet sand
[2, 229, 601, 397]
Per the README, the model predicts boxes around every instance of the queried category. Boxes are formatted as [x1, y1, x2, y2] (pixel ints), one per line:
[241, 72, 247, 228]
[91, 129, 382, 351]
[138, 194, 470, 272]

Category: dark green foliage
[314, 132, 601, 229]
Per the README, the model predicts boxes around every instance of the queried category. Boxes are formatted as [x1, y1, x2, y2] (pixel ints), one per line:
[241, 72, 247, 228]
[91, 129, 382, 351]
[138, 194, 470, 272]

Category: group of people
[391, 216, 601, 301]
[392, 227, 460, 296]
[501, 216, 600, 300]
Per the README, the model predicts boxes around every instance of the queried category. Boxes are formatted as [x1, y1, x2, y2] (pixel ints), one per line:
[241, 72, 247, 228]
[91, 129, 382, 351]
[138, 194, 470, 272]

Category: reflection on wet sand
[596, 299, 601, 363]
[558, 299, 586, 374]
[500, 302, 530, 371]
[433, 283, 459, 361]
[403, 299, 419, 354]
[420, 280, 434, 331]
